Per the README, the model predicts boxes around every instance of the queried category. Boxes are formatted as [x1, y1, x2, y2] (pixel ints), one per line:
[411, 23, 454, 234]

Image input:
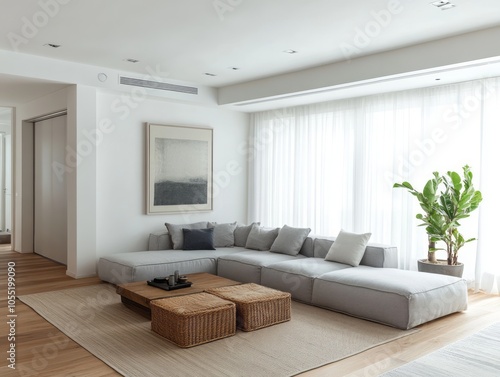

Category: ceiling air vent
[119, 76, 198, 95]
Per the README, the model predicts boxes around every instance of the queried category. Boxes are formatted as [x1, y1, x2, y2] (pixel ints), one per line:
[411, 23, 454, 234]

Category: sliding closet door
[34, 115, 67, 264]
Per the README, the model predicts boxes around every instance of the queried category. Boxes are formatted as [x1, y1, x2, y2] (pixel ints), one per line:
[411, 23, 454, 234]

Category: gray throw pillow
[234, 222, 260, 247]
[208, 222, 237, 247]
[148, 231, 173, 250]
[270, 225, 311, 256]
[324, 229, 372, 267]
[165, 222, 208, 250]
[245, 226, 280, 251]
[182, 228, 215, 250]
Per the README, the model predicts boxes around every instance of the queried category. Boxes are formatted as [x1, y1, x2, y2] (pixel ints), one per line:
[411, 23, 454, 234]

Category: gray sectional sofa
[97, 222, 468, 330]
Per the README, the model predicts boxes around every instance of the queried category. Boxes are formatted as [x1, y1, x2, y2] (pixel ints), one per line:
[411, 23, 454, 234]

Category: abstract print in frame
[147, 123, 213, 214]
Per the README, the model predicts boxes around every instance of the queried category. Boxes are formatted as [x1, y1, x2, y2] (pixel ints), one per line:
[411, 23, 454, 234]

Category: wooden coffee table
[116, 272, 240, 319]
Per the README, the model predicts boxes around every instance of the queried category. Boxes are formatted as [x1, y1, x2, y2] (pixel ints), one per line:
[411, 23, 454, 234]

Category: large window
[249, 78, 500, 293]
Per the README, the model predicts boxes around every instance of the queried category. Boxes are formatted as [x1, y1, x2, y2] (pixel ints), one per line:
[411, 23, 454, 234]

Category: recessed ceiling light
[431, 1, 456, 10]
[124, 58, 139, 63]
[44, 43, 61, 48]
[283, 49, 298, 54]
[204, 72, 217, 76]
[228, 67, 240, 71]
[435, 78, 441, 81]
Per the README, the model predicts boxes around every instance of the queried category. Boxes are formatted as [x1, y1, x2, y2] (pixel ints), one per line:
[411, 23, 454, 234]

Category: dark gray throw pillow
[165, 221, 208, 249]
[182, 228, 216, 250]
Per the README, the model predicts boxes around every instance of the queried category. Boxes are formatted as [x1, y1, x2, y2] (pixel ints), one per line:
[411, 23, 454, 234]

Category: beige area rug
[19, 284, 417, 377]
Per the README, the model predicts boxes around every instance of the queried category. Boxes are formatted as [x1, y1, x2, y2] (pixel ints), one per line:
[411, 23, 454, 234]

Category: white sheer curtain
[249, 77, 499, 292]
[476, 78, 500, 294]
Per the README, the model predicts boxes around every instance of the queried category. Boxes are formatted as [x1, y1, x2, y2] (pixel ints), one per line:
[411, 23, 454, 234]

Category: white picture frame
[146, 123, 213, 214]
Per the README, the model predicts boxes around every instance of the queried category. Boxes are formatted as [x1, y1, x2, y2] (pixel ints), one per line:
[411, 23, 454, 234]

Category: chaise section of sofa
[311, 266, 468, 329]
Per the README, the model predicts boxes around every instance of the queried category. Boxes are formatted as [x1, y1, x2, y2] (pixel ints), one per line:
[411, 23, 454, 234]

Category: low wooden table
[116, 272, 240, 318]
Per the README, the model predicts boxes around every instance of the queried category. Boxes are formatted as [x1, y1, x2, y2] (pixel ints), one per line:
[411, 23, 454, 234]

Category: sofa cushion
[165, 221, 208, 250]
[234, 222, 260, 247]
[261, 258, 350, 303]
[324, 230, 372, 267]
[299, 237, 314, 257]
[217, 250, 306, 284]
[270, 225, 311, 256]
[209, 222, 237, 247]
[245, 226, 280, 251]
[183, 228, 215, 250]
[313, 237, 336, 258]
[148, 231, 172, 250]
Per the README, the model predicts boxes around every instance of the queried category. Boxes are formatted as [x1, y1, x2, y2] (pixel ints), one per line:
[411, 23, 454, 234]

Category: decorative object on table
[147, 279, 193, 291]
[394, 165, 482, 277]
[146, 123, 213, 214]
[148, 269, 192, 290]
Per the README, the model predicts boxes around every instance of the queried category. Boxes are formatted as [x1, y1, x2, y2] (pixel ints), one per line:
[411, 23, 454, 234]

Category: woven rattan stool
[150, 292, 236, 347]
[206, 283, 291, 331]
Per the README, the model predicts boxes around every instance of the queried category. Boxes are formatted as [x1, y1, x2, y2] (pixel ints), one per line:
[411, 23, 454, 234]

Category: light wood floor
[1, 246, 499, 377]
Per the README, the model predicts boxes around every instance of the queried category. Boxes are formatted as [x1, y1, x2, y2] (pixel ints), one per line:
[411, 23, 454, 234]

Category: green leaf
[449, 171, 462, 192]
[393, 182, 414, 190]
[423, 179, 437, 203]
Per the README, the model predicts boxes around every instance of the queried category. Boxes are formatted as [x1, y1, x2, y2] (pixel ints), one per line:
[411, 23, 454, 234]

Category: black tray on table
[147, 279, 193, 291]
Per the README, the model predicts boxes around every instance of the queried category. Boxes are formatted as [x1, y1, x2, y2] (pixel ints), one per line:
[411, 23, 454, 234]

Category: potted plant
[394, 165, 482, 277]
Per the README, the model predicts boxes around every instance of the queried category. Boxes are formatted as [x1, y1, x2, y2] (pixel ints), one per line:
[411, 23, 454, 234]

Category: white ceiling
[1, 0, 500, 106]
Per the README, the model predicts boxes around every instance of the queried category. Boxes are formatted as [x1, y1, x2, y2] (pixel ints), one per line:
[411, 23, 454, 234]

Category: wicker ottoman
[206, 283, 291, 331]
[150, 292, 236, 348]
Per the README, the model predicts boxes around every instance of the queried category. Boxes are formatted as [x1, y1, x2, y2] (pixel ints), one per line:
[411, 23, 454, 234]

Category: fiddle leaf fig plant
[394, 165, 482, 265]
[393, 172, 443, 262]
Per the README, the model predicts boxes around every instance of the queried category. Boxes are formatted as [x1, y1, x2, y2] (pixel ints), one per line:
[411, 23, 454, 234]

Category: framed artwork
[146, 123, 213, 214]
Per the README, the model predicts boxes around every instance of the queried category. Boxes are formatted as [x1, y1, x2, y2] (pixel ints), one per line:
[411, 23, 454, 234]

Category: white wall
[13, 86, 249, 274]
[96, 91, 249, 256]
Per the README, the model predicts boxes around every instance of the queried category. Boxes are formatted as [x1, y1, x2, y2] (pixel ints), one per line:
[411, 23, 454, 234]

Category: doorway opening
[0, 107, 12, 245]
